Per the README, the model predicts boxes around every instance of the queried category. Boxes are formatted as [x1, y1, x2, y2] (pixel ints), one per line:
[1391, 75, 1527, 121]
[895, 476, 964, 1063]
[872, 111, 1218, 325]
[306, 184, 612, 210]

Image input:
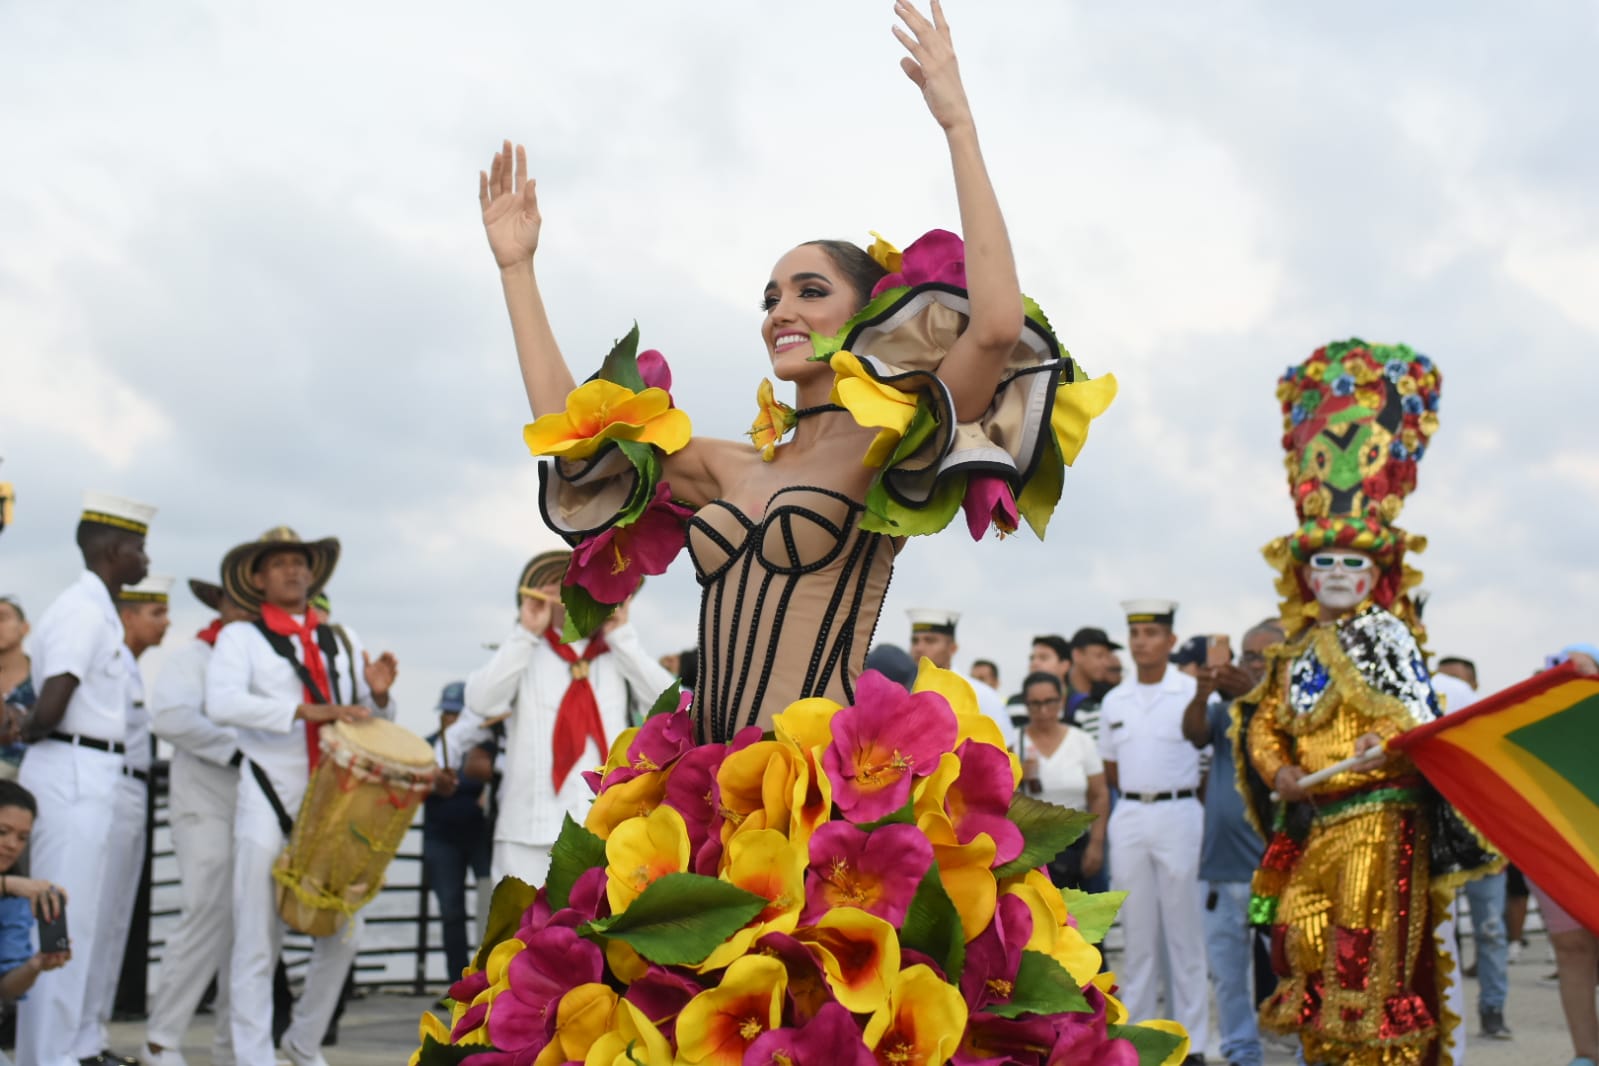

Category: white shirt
[28, 569, 134, 743]
[206, 617, 393, 803]
[449, 623, 673, 848]
[1034, 725, 1104, 811]
[1431, 672, 1478, 715]
[1097, 665, 1201, 794]
[152, 636, 242, 816]
[126, 661, 152, 772]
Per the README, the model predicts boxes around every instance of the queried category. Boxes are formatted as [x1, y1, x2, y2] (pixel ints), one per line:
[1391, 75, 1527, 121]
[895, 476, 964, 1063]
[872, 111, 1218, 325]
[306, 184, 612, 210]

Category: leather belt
[47, 731, 127, 755]
[1123, 788, 1197, 803]
[121, 766, 149, 783]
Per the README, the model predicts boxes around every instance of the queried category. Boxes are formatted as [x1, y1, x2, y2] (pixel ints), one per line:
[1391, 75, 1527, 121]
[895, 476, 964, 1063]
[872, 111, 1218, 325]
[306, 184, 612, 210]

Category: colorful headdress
[1268, 339, 1441, 633]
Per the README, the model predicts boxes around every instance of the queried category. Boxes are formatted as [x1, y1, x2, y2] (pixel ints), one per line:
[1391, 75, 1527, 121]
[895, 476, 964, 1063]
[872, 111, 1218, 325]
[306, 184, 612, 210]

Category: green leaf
[858, 471, 967, 537]
[546, 813, 608, 911]
[645, 679, 683, 720]
[1057, 887, 1127, 946]
[1106, 1023, 1188, 1066]
[899, 867, 965, 983]
[470, 875, 538, 972]
[992, 794, 1097, 879]
[885, 398, 939, 467]
[584, 872, 767, 966]
[416, 1034, 505, 1065]
[1015, 433, 1064, 540]
[987, 948, 1092, 1018]
[561, 583, 615, 643]
[1022, 293, 1055, 335]
[612, 439, 662, 527]
[856, 794, 916, 831]
[599, 323, 646, 391]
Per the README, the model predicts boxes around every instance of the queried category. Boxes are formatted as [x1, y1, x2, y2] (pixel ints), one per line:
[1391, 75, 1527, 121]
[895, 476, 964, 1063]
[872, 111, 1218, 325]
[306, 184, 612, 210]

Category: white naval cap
[81, 491, 157, 536]
[118, 574, 174, 604]
[1120, 599, 1178, 626]
[907, 607, 960, 636]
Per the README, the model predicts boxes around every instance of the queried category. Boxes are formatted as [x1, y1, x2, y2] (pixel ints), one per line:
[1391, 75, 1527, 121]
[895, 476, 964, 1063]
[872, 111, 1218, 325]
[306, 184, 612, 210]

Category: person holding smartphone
[0, 779, 72, 1018]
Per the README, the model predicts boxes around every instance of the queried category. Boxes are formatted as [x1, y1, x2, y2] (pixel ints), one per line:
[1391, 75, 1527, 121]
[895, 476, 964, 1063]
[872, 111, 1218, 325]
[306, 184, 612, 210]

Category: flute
[518, 586, 557, 602]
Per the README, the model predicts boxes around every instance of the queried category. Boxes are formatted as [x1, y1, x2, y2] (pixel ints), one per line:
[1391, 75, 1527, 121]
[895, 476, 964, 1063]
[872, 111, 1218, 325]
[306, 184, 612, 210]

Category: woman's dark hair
[804, 240, 888, 309]
[1021, 671, 1065, 695]
[0, 780, 37, 817]
[0, 597, 23, 623]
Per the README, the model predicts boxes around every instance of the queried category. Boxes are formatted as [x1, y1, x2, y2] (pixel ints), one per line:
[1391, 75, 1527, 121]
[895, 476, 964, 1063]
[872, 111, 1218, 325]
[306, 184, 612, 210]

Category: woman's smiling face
[760, 245, 861, 380]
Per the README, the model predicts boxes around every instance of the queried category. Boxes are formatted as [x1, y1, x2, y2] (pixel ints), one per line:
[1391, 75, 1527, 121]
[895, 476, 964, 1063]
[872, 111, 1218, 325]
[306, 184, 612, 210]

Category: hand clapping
[363, 650, 398, 700]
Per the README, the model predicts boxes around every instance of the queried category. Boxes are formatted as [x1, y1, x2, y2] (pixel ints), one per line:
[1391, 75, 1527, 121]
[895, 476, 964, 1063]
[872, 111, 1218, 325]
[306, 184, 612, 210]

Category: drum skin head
[331, 717, 435, 768]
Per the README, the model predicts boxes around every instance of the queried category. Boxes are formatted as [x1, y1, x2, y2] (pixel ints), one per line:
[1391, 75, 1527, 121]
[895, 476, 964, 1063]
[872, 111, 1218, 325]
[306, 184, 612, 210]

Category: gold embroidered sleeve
[1247, 689, 1295, 785]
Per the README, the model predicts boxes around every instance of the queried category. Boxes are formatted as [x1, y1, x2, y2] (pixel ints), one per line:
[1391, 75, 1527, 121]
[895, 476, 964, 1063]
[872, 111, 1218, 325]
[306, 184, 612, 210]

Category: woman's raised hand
[480, 141, 543, 270]
[892, 0, 973, 132]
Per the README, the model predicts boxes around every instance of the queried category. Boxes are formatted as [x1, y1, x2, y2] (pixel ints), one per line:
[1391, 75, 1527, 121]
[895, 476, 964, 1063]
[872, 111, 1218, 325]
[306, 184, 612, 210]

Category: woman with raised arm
[480, 0, 1115, 744]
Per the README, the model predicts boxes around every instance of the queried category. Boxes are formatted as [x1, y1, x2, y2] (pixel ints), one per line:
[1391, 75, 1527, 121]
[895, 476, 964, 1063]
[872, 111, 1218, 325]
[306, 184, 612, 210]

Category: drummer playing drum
[206, 526, 402, 1066]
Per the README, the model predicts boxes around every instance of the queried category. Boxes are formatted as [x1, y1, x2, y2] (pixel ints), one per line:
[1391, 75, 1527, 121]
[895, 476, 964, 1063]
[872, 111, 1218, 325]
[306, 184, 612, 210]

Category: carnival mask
[1304, 549, 1375, 611]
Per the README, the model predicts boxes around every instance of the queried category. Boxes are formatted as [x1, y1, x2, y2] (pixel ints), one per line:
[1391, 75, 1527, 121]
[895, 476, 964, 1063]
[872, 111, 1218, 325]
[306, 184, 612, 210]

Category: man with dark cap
[1065, 626, 1122, 737]
[18, 491, 155, 1066]
[142, 576, 255, 1066]
[450, 551, 674, 885]
[423, 681, 492, 984]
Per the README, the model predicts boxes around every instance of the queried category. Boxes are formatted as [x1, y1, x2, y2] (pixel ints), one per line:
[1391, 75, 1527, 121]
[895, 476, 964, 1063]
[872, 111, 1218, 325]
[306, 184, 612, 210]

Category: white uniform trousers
[146, 779, 237, 1060]
[230, 767, 360, 1066]
[1108, 797, 1210, 1054]
[81, 774, 149, 1057]
[15, 742, 122, 1066]
[491, 841, 552, 888]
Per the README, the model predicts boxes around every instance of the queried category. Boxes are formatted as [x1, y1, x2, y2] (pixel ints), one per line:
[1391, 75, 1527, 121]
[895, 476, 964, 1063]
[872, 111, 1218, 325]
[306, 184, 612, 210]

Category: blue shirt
[0, 896, 34, 993]
[1, 676, 33, 767]
[1201, 700, 1265, 883]
[422, 733, 488, 841]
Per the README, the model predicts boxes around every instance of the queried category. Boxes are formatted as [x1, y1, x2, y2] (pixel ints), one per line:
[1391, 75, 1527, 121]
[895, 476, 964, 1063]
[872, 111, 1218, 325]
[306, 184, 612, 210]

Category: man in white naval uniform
[17, 492, 156, 1066]
[449, 551, 673, 886]
[1098, 599, 1208, 1065]
[905, 608, 1012, 742]
[206, 528, 399, 1066]
[141, 578, 254, 1066]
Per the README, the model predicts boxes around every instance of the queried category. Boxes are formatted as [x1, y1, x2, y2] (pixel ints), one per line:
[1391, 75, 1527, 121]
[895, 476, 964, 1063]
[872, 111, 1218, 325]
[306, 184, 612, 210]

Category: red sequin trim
[1335, 927, 1375, 991]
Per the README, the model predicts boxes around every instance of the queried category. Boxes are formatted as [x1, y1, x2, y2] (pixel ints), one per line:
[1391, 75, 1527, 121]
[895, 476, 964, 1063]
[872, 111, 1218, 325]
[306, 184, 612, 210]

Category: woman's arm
[1082, 771, 1109, 877]
[895, 0, 1024, 422]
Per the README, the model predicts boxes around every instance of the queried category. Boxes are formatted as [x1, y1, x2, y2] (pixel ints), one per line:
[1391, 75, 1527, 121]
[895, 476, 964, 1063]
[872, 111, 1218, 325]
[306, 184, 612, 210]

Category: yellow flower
[410, 1011, 450, 1065]
[1052, 373, 1118, 466]
[915, 802, 998, 942]
[1138, 1019, 1192, 1065]
[772, 700, 840, 848]
[867, 230, 903, 273]
[1093, 974, 1128, 1024]
[911, 659, 1021, 782]
[747, 378, 798, 461]
[797, 907, 900, 1014]
[828, 351, 920, 467]
[697, 829, 807, 972]
[772, 697, 841, 752]
[523, 380, 691, 461]
[584, 998, 674, 1066]
[604, 804, 690, 913]
[863, 964, 969, 1066]
[1003, 870, 1102, 983]
[676, 955, 789, 1066]
[533, 983, 618, 1066]
[482, 935, 527, 999]
[717, 740, 803, 842]
[585, 768, 669, 840]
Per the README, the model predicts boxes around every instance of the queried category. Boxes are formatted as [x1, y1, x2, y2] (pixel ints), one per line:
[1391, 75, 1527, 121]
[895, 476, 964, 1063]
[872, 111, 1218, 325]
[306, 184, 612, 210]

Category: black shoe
[1462, 959, 1478, 978]
[1480, 1008, 1513, 1039]
[80, 1054, 140, 1066]
[1182, 1056, 1207, 1066]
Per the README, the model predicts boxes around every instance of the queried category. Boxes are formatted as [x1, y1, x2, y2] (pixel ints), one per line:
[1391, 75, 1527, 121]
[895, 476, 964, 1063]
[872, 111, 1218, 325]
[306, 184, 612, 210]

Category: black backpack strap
[249, 760, 295, 838]
[327, 624, 359, 706]
[252, 619, 331, 705]
[316, 624, 345, 705]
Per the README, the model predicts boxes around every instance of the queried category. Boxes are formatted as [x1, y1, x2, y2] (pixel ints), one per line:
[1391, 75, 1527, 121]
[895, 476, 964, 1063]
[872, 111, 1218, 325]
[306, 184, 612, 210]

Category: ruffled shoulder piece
[813, 230, 1117, 540]
[527, 328, 694, 639]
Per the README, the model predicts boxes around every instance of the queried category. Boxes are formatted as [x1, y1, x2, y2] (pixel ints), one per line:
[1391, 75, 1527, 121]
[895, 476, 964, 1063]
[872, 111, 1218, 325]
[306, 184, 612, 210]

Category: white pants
[1109, 797, 1210, 1054]
[82, 774, 149, 1054]
[16, 741, 122, 1066]
[492, 840, 552, 887]
[146, 773, 237, 1059]
[230, 766, 359, 1066]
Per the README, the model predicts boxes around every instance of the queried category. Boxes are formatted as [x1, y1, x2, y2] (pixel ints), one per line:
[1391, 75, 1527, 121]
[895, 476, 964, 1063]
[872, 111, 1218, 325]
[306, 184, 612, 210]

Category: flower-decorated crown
[1277, 339, 1441, 563]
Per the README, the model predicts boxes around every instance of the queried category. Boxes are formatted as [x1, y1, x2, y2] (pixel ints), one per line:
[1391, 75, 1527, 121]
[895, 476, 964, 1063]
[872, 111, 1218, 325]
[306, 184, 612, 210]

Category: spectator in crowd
[1105, 653, 1124, 688]
[1182, 619, 1282, 1066]
[1436, 656, 1477, 690]
[1098, 599, 1207, 1064]
[1171, 634, 1208, 678]
[906, 609, 1009, 738]
[17, 492, 154, 1066]
[1066, 627, 1122, 737]
[0, 780, 71, 1002]
[1028, 635, 1072, 691]
[865, 644, 917, 691]
[423, 682, 491, 986]
[1018, 671, 1107, 890]
[969, 658, 1000, 692]
[0, 598, 31, 779]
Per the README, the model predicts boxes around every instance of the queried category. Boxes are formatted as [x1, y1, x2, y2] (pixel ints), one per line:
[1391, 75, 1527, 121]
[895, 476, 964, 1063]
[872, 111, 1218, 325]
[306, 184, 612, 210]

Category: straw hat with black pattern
[188, 578, 224, 611]
[221, 526, 340, 613]
[516, 550, 571, 606]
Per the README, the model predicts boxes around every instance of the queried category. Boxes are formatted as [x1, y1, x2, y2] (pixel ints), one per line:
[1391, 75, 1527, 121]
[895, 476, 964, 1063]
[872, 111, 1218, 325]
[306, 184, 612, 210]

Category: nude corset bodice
[686, 486, 898, 743]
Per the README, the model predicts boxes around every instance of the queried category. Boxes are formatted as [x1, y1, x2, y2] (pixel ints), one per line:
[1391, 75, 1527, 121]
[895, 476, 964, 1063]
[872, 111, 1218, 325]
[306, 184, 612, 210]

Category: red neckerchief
[261, 603, 330, 769]
[544, 628, 611, 792]
[197, 618, 225, 646]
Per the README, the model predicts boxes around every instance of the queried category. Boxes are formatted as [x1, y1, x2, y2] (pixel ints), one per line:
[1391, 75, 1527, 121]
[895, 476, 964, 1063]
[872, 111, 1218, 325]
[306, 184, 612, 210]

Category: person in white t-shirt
[1017, 670, 1106, 889]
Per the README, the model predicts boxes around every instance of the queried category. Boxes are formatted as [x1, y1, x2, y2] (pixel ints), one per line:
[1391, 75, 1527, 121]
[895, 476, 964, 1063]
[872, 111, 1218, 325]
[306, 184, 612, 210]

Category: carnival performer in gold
[1236, 341, 1496, 1066]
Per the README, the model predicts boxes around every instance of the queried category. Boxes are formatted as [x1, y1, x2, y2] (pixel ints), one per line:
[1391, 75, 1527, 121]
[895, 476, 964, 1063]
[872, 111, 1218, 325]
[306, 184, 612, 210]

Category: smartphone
[1206, 634, 1232, 668]
[37, 892, 68, 954]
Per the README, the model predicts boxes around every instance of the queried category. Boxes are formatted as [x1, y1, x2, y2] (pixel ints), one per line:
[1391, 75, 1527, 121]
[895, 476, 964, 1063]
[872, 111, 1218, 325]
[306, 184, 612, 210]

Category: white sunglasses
[1309, 554, 1372, 572]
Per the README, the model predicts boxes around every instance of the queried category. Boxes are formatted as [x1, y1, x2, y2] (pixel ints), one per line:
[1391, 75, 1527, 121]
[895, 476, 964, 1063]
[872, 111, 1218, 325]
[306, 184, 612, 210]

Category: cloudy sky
[3, 0, 1596, 733]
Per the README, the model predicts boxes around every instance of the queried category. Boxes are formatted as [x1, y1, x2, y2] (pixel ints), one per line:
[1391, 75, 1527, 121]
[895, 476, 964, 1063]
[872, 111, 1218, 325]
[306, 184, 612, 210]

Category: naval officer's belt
[1122, 788, 1197, 803]
[47, 730, 127, 755]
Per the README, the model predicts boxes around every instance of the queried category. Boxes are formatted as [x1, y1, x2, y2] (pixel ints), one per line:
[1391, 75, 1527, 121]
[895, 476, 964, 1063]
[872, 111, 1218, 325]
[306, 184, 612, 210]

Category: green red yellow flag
[1389, 663, 1599, 933]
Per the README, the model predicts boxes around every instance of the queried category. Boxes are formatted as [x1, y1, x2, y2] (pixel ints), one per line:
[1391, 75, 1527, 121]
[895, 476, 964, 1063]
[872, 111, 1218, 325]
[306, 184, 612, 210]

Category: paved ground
[96, 936, 1579, 1065]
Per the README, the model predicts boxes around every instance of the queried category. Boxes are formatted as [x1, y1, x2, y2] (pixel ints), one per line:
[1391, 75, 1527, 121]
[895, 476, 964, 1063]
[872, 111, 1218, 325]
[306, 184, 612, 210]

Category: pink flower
[1045, 986, 1138, 1066]
[801, 821, 932, 926]
[566, 481, 693, 605]
[823, 671, 958, 822]
[624, 964, 704, 1039]
[637, 349, 673, 396]
[959, 895, 1033, 1013]
[962, 474, 1019, 541]
[745, 1001, 877, 1066]
[486, 925, 604, 1052]
[870, 228, 968, 297]
[945, 740, 1026, 866]
[587, 709, 696, 794]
